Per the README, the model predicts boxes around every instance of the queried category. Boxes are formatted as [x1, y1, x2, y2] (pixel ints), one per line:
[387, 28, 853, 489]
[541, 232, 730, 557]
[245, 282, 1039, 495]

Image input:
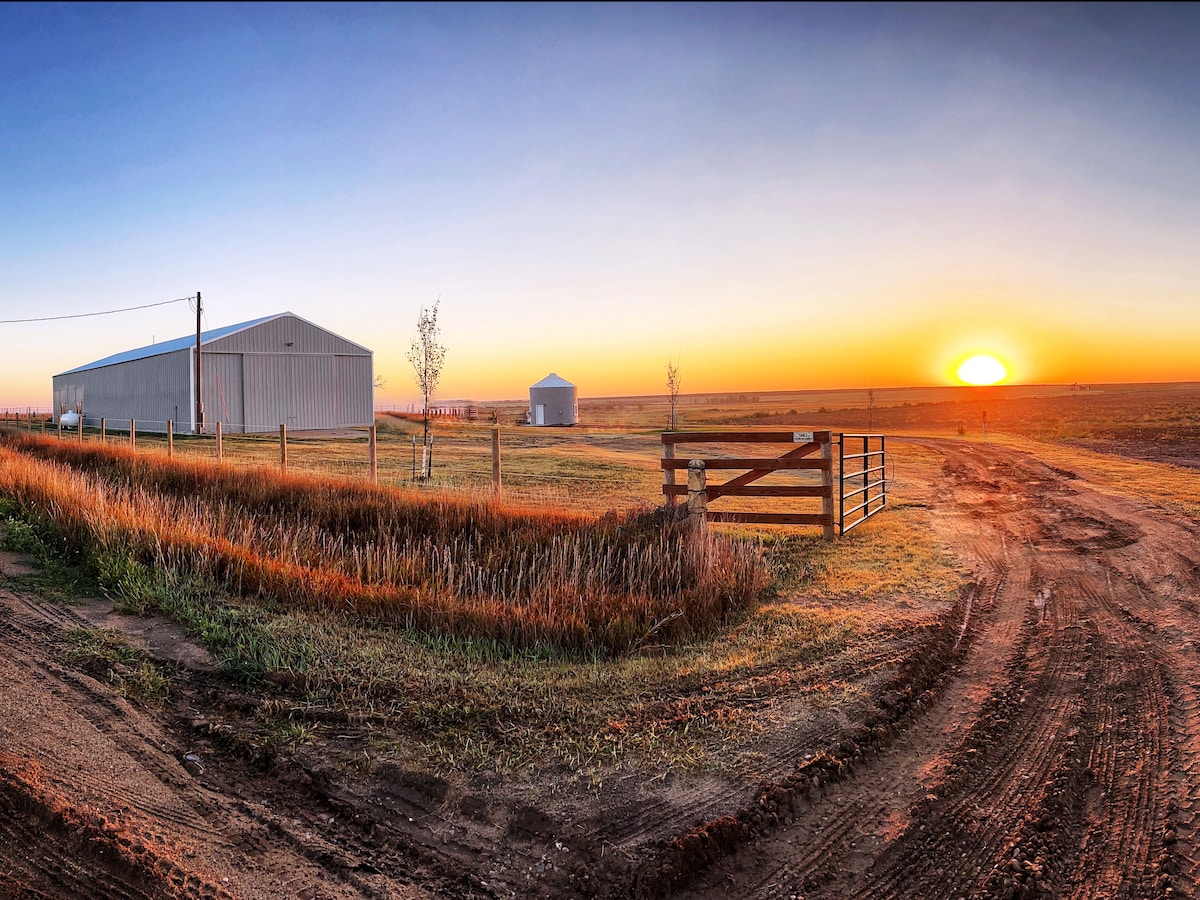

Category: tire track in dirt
[665, 438, 1194, 899]
[1072, 580, 1172, 899]
[0, 587, 436, 899]
[853, 443, 1179, 898]
[1040, 452, 1200, 897]
[0, 593, 228, 844]
[0, 759, 235, 900]
[592, 637, 937, 856]
[643, 585, 998, 896]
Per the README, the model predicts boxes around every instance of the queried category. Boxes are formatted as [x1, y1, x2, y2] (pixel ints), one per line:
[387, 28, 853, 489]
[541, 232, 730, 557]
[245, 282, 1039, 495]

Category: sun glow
[956, 354, 1008, 386]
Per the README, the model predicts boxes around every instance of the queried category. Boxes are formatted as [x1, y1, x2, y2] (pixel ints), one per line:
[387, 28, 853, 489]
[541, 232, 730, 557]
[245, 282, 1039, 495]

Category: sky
[2, 2, 1198, 408]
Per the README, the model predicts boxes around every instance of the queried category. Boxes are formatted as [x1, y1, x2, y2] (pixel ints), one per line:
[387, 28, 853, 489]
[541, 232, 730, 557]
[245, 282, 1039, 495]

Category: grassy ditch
[0, 432, 962, 777]
[0, 431, 768, 657]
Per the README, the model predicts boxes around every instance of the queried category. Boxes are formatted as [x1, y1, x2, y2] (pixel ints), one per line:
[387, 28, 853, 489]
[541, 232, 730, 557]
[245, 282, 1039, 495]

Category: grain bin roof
[530, 373, 575, 389]
[55, 311, 366, 376]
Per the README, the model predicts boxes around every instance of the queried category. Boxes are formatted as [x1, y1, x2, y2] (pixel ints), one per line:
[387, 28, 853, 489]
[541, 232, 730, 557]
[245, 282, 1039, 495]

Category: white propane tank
[60, 411, 81, 429]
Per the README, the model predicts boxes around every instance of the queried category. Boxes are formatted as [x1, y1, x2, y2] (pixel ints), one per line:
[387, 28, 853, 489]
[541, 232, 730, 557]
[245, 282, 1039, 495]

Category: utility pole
[195, 291, 204, 435]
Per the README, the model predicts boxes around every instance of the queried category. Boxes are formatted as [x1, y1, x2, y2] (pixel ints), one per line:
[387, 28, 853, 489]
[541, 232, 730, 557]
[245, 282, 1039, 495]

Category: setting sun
[957, 354, 1008, 386]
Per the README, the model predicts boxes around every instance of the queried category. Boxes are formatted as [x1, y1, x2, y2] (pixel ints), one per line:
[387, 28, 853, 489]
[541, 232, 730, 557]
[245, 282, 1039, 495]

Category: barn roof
[57, 312, 288, 375]
[530, 372, 575, 389]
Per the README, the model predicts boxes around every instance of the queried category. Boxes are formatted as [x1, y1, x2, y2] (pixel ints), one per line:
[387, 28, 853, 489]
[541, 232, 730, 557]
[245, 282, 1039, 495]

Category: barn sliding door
[243, 355, 337, 432]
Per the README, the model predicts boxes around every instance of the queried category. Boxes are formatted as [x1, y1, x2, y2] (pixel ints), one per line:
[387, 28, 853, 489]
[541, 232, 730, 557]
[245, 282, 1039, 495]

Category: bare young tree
[407, 299, 447, 447]
[666, 358, 681, 430]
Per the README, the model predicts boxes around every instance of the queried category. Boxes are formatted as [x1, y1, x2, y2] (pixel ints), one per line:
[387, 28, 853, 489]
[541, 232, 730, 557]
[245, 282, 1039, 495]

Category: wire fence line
[1, 408, 54, 419]
[0, 413, 665, 513]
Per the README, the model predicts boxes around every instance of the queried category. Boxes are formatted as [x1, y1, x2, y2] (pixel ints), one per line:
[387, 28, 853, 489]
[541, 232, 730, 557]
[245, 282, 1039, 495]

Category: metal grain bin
[528, 373, 577, 426]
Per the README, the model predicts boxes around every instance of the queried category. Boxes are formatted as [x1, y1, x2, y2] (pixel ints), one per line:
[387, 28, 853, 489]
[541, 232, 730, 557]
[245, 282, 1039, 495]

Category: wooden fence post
[686, 459, 708, 527]
[167, 420, 174, 458]
[100, 418, 106, 443]
[368, 425, 378, 484]
[492, 426, 502, 496]
[821, 434, 835, 540]
[280, 424, 288, 472]
[130, 419, 136, 449]
[216, 421, 223, 460]
[78, 417, 83, 445]
[663, 437, 676, 507]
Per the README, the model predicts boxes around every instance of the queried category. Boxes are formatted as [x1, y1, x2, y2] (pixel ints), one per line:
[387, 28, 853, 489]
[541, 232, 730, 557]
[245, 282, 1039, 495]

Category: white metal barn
[528, 373, 578, 426]
[52, 312, 374, 434]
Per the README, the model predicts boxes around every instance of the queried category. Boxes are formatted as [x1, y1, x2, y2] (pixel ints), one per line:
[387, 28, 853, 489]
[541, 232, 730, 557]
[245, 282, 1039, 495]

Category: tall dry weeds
[0, 432, 768, 655]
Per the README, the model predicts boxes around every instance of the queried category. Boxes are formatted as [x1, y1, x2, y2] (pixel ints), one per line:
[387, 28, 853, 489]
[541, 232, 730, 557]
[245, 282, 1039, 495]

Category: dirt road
[675, 437, 1200, 899]
[0, 583, 446, 899]
[1, 436, 1198, 897]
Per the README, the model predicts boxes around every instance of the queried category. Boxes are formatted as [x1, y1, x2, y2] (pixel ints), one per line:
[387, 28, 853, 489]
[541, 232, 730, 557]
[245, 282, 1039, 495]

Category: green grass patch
[0, 503, 98, 603]
[66, 627, 173, 704]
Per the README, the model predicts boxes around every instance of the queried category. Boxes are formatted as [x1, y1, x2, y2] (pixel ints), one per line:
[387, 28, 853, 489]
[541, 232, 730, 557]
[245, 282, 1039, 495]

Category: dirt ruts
[670, 438, 1200, 899]
[0, 587, 437, 899]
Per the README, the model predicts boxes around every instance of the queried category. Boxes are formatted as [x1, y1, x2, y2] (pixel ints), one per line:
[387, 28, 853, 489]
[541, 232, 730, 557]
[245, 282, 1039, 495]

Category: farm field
[0, 381, 1198, 897]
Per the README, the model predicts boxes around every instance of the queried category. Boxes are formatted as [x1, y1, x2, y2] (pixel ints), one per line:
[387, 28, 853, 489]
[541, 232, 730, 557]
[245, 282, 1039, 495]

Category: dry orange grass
[0, 432, 769, 656]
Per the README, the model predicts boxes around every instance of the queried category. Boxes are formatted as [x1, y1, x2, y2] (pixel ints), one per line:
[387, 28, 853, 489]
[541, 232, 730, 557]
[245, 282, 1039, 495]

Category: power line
[0, 295, 194, 325]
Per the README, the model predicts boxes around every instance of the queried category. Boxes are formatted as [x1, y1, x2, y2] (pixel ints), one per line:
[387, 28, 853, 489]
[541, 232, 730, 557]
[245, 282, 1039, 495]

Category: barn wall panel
[53, 350, 191, 432]
[334, 355, 374, 427]
[208, 316, 370, 357]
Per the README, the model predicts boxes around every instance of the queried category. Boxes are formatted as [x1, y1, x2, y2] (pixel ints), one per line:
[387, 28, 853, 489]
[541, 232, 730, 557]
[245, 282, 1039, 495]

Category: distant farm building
[52, 312, 373, 434]
[528, 373, 578, 426]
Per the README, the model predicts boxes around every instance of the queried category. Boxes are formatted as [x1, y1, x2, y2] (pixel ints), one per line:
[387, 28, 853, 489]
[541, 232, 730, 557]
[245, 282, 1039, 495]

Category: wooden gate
[661, 430, 888, 538]
[662, 431, 836, 538]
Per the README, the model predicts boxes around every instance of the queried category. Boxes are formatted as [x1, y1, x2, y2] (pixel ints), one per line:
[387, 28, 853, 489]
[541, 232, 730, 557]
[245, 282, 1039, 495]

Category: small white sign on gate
[792, 431, 814, 443]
